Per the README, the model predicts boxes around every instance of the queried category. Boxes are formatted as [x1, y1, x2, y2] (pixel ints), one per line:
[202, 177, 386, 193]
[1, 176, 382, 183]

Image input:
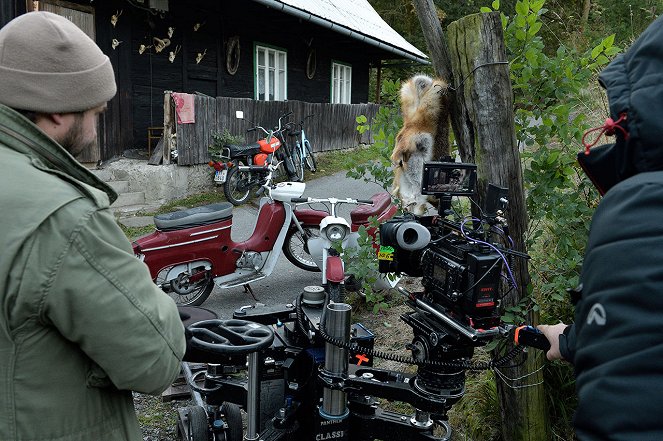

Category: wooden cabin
[0, 0, 428, 163]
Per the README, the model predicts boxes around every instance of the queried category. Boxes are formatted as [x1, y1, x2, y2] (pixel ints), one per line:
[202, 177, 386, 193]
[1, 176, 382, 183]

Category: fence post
[447, 12, 549, 441]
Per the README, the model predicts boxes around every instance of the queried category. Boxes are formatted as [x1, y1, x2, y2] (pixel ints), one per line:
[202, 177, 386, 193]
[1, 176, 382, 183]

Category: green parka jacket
[0, 104, 186, 441]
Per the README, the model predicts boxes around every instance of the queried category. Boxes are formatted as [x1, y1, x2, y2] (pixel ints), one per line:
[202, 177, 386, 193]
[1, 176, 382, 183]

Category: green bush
[209, 129, 243, 158]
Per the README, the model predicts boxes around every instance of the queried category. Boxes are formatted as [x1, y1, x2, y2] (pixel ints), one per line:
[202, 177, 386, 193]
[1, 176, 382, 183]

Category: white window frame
[255, 44, 287, 101]
[331, 62, 352, 104]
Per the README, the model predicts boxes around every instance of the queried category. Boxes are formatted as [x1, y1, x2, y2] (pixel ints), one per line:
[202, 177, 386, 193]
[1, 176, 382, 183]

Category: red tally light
[475, 302, 495, 308]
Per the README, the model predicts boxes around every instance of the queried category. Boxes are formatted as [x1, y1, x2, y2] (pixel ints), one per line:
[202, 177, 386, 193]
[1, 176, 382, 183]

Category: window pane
[279, 72, 285, 100]
[256, 46, 286, 101]
[269, 68, 275, 101]
[258, 67, 265, 100]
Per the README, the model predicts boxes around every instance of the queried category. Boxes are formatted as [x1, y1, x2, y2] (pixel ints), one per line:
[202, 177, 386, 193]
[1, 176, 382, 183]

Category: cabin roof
[250, 0, 429, 64]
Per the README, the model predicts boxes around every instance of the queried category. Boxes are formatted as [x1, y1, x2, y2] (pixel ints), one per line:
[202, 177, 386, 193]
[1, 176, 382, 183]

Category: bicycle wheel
[304, 140, 317, 173]
[292, 143, 304, 182]
[282, 225, 321, 272]
[224, 163, 253, 206]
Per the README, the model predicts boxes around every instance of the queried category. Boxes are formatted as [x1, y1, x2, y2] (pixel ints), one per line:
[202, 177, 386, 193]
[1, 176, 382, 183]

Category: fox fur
[391, 74, 450, 214]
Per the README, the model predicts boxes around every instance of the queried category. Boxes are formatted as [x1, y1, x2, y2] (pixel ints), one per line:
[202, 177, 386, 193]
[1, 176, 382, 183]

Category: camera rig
[174, 161, 537, 441]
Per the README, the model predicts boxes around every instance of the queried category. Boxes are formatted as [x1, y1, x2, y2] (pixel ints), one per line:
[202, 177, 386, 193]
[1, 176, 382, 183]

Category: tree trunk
[581, 0, 591, 33]
[446, 12, 549, 441]
[411, 0, 472, 161]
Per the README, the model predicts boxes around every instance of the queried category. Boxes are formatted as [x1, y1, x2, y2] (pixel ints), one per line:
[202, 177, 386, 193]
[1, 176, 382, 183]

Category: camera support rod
[321, 302, 352, 418]
[245, 352, 261, 441]
[397, 287, 499, 341]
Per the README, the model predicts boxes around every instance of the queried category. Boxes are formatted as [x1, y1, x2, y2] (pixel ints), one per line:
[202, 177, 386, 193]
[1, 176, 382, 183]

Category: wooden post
[163, 91, 174, 165]
[412, 0, 472, 160]
[447, 12, 549, 441]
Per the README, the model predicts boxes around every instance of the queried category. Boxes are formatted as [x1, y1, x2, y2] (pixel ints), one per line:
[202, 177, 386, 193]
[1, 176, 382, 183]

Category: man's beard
[59, 114, 96, 158]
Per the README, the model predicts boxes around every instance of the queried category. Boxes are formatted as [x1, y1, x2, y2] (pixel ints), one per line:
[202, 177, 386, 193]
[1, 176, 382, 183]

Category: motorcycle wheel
[224, 164, 253, 206]
[158, 267, 214, 306]
[282, 225, 321, 272]
[304, 140, 317, 173]
[220, 402, 242, 441]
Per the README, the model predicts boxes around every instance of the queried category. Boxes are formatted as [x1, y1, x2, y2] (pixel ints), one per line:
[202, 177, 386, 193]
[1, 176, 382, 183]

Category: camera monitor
[421, 162, 477, 196]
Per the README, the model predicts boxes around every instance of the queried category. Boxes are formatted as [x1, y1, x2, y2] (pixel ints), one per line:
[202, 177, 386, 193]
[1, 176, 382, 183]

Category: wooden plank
[148, 136, 165, 165]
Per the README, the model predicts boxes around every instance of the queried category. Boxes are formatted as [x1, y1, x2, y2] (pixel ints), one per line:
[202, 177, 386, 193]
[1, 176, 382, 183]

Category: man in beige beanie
[0, 11, 185, 441]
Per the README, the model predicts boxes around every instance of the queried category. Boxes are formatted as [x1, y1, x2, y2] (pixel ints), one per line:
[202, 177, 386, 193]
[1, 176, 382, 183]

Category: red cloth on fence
[171, 92, 195, 124]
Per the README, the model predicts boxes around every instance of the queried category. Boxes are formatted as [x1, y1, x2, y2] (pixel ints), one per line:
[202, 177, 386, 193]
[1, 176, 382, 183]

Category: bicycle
[287, 114, 317, 182]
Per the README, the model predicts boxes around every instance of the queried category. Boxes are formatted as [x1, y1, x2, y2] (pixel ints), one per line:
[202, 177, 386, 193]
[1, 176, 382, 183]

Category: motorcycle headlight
[325, 225, 348, 242]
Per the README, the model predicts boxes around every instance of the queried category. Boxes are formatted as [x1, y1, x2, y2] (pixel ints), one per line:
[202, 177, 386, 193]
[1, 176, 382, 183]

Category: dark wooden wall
[175, 95, 381, 166]
[4, 0, 406, 161]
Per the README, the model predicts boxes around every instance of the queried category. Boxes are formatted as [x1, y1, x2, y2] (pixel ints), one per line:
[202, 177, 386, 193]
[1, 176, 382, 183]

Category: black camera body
[421, 238, 503, 329]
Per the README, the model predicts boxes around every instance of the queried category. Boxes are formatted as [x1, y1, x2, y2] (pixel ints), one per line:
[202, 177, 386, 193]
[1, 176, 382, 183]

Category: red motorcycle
[133, 169, 396, 306]
[209, 112, 298, 205]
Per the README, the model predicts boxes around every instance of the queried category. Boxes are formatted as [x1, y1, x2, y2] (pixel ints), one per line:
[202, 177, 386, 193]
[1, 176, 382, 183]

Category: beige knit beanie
[0, 11, 116, 113]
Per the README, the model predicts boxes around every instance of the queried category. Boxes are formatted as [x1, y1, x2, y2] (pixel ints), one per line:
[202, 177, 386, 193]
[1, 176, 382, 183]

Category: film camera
[376, 162, 529, 413]
[380, 161, 513, 331]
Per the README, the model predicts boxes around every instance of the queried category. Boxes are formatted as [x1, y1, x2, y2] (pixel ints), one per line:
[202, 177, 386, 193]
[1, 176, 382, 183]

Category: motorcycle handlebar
[290, 197, 374, 205]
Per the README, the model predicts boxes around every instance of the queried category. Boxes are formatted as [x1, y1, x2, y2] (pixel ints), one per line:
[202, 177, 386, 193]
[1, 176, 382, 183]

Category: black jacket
[561, 15, 663, 441]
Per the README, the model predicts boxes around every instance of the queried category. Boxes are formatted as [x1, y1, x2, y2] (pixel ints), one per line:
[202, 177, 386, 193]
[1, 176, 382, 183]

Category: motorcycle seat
[154, 202, 233, 230]
[227, 142, 261, 157]
[350, 192, 392, 225]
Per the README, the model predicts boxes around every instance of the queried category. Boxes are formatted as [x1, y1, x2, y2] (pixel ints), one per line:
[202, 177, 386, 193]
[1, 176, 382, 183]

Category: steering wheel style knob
[187, 319, 274, 356]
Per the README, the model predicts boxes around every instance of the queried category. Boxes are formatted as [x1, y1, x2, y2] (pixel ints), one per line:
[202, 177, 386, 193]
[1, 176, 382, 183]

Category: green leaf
[515, 1, 529, 16]
[528, 21, 542, 35]
[515, 14, 527, 27]
[531, 0, 545, 13]
[480, 6, 492, 13]
[515, 28, 527, 41]
[492, 0, 500, 9]
[591, 44, 602, 59]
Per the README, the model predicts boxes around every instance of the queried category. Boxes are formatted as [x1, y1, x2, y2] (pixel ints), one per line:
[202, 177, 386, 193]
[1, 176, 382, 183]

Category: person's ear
[33, 112, 70, 140]
[45, 113, 66, 126]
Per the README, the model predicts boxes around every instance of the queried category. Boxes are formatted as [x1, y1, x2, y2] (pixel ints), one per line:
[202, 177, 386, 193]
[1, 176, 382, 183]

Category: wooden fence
[165, 93, 381, 166]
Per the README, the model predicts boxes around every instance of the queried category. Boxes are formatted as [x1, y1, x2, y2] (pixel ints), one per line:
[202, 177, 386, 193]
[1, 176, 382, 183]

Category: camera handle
[437, 193, 453, 216]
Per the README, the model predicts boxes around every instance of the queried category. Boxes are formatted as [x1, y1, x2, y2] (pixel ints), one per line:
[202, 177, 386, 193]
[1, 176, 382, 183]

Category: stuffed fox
[391, 74, 450, 214]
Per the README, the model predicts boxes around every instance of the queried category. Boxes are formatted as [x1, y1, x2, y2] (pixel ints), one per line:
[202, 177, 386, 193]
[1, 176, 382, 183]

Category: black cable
[295, 293, 316, 344]
[316, 292, 523, 371]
